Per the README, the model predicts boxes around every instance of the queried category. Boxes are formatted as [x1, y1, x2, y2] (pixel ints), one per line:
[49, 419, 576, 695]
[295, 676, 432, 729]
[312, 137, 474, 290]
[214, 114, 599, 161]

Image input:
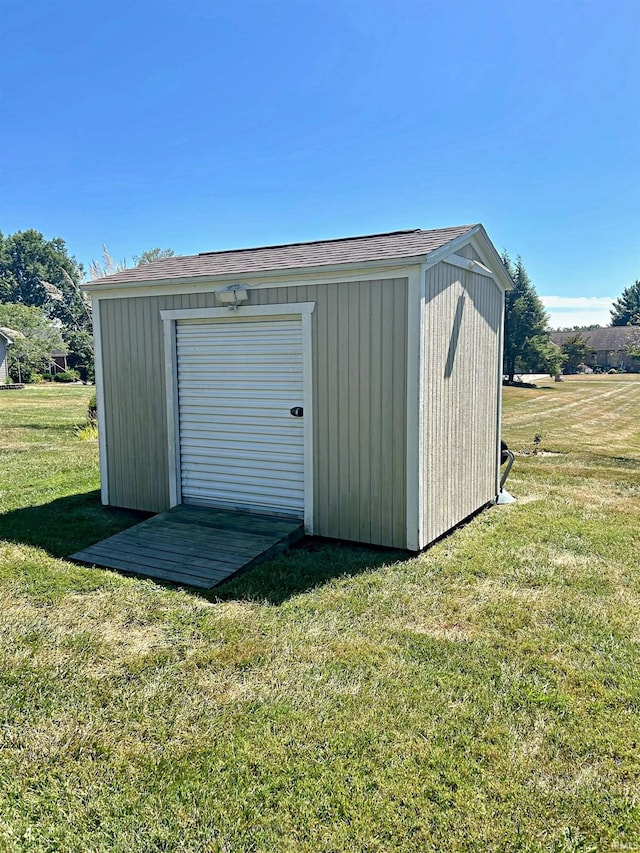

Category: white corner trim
[91, 296, 109, 505]
[161, 301, 315, 532]
[495, 290, 506, 499]
[405, 265, 424, 551]
[160, 302, 316, 322]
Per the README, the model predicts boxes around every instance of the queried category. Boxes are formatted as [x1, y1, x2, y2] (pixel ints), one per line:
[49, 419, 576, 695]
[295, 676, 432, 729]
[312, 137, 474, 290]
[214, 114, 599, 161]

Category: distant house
[50, 348, 69, 374]
[0, 328, 13, 383]
[550, 327, 640, 372]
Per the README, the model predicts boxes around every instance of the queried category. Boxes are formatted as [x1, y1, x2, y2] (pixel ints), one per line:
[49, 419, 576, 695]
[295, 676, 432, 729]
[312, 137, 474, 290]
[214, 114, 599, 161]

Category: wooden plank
[72, 552, 217, 588]
[72, 552, 230, 588]
[71, 545, 231, 580]
[157, 516, 294, 546]
[71, 545, 224, 580]
[164, 507, 296, 530]
[121, 529, 284, 562]
[170, 507, 301, 536]
[123, 511, 302, 551]
[71, 506, 304, 589]
[76, 540, 239, 576]
[111, 530, 256, 563]
[146, 519, 282, 551]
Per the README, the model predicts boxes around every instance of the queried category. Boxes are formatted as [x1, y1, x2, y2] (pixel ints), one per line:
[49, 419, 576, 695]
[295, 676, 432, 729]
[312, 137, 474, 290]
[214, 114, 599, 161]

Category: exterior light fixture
[217, 285, 249, 310]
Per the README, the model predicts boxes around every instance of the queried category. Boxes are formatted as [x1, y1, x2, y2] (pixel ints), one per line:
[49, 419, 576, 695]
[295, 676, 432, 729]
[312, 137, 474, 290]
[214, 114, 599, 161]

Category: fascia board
[422, 226, 484, 271]
[423, 225, 513, 293]
[81, 255, 426, 294]
[471, 226, 514, 291]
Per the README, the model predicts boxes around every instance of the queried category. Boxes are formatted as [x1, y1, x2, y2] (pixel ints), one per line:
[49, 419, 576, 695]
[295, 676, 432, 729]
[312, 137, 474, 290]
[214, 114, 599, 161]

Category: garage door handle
[290, 407, 304, 418]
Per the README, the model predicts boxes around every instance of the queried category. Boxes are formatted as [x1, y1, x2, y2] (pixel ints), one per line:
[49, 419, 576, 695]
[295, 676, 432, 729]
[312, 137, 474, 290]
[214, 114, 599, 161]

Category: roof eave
[81, 254, 429, 293]
[82, 224, 511, 294]
[420, 225, 512, 292]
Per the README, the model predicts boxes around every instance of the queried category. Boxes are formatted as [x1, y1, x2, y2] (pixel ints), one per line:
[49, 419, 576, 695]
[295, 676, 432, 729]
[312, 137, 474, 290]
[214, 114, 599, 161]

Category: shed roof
[86, 225, 480, 286]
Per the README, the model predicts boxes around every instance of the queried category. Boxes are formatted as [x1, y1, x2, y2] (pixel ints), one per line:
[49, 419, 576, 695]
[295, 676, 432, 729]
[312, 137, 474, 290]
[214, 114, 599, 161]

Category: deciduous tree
[0, 302, 63, 383]
[0, 230, 88, 331]
[560, 333, 594, 373]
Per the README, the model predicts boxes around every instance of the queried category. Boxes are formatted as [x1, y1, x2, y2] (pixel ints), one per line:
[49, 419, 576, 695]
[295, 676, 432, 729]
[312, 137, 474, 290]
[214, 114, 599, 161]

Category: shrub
[74, 422, 99, 441]
[41, 372, 54, 382]
[53, 369, 80, 383]
[87, 392, 97, 423]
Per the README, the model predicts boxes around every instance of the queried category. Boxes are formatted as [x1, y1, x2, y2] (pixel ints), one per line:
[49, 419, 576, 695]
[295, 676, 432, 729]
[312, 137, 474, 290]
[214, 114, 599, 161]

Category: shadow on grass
[0, 492, 407, 604]
[214, 538, 408, 606]
[0, 491, 148, 559]
[502, 381, 555, 391]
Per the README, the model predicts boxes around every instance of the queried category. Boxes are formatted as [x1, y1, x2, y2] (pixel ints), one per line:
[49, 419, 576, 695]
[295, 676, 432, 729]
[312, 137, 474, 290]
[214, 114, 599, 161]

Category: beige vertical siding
[421, 260, 503, 545]
[99, 277, 408, 547]
[457, 243, 483, 261]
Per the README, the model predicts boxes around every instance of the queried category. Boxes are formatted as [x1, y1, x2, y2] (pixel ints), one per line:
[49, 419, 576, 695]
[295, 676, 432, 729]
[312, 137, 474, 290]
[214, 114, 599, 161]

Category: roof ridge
[85, 224, 484, 287]
[197, 229, 425, 257]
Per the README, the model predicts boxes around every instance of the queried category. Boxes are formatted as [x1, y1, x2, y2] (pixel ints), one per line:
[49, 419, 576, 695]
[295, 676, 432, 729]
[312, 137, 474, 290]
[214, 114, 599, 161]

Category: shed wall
[421, 260, 503, 545]
[0, 338, 7, 383]
[99, 277, 408, 547]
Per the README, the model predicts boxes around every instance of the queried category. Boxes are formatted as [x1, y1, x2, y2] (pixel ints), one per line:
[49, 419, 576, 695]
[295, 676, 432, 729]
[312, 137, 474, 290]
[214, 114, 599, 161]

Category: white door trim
[161, 302, 316, 533]
[160, 302, 317, 322]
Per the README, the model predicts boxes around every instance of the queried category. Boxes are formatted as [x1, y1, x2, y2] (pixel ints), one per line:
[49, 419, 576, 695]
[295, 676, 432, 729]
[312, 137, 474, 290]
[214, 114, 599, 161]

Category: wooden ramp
[70, 505, 305, 589]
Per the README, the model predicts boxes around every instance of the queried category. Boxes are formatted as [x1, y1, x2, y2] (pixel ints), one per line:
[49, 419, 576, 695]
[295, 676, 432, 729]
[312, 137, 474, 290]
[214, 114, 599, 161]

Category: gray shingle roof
[87, 225, 479, 286]
[550, 326, 640, 351]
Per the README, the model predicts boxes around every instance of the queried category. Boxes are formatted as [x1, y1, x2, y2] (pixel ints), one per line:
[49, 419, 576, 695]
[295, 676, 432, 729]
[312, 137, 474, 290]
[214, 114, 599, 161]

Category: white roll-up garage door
[176, 318, 305, 517]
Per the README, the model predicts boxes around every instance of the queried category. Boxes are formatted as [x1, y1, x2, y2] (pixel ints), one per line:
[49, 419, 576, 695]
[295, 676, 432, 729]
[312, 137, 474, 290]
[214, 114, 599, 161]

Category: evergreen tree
[502, 253, 561, 381]
[611, 280, 640, 326]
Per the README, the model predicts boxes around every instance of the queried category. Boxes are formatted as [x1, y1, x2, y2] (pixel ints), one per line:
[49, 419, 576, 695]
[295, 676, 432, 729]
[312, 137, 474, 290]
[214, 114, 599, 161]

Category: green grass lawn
[0, 380, 639, 852]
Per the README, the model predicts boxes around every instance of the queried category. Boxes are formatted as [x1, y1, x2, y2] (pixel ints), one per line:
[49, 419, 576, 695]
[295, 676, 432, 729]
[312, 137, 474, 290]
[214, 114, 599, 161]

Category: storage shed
[85, 224, 512, 552]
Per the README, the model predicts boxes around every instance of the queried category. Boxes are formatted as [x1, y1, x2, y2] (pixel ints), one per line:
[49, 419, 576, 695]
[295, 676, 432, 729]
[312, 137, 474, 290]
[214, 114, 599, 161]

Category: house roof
[85, 225, 481, 287]
[550, 326, 640, 351]
[0, 327, 15, 344]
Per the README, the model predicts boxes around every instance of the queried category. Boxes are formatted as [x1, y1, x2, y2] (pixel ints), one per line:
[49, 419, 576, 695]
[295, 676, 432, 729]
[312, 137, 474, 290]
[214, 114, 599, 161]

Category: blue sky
[1, 0, 638, 328]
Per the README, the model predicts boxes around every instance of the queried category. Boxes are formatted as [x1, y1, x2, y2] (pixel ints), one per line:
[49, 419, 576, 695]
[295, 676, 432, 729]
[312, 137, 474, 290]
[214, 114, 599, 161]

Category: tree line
[0, 231, 173, 383]
[0, 228, 637, 385]
[501, 255, 639, 381]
